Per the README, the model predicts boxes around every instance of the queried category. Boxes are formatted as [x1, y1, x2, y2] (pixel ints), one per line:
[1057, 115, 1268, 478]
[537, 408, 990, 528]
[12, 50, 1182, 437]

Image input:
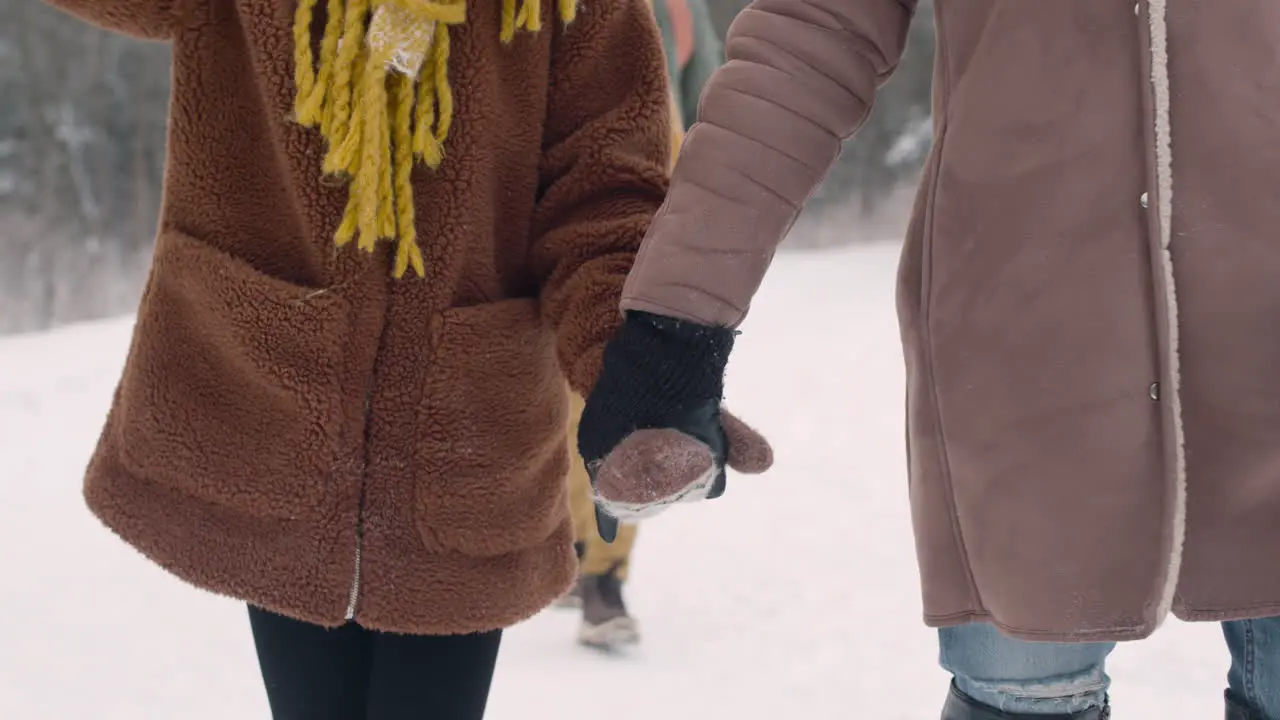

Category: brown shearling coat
[622, 0, 1280, 642]
[47, 0, 671, 634]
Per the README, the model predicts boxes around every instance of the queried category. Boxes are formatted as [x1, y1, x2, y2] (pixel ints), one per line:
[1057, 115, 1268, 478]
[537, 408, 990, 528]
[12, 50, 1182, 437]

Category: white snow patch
[0, 243, 1230, 719]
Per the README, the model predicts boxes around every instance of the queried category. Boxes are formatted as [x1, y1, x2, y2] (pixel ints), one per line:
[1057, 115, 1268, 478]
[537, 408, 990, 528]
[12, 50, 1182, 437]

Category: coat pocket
[414, 298, 570, 557]
[115, 229, 349, 520]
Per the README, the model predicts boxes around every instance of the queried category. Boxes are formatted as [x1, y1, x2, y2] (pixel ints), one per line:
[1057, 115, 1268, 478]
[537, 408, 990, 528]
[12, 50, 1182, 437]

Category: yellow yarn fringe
[293, 0, 576, 278]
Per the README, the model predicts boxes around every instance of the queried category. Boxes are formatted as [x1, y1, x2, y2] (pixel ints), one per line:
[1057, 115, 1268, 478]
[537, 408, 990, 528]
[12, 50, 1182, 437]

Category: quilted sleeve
[621, 0, 919, 328]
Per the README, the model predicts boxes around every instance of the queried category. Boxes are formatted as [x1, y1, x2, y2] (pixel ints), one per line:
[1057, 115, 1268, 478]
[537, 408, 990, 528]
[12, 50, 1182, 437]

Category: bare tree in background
[0, 0, 933, 333]
[0, 1, 168, 333]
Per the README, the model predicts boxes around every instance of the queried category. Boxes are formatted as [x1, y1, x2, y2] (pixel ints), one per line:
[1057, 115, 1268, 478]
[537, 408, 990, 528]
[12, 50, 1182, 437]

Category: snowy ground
[0, 242, 1230, 718]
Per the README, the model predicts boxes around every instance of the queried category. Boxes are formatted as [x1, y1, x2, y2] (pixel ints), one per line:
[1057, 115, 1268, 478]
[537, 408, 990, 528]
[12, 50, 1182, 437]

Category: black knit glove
[578, 311, 772, 542]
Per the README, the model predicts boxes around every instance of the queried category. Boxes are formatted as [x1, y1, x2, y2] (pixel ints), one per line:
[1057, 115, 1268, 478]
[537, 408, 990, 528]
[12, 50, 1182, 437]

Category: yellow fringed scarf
[293, 0, 578, 278]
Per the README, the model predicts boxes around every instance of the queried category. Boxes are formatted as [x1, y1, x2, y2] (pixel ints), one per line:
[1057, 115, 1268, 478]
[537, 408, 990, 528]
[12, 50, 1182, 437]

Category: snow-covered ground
[0, 242, 1230, 718]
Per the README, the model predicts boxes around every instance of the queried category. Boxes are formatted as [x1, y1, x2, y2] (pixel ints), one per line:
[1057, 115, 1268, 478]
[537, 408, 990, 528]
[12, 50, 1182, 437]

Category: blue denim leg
[939, 622, 1115, 715]
[1224, 617, 1280, 719]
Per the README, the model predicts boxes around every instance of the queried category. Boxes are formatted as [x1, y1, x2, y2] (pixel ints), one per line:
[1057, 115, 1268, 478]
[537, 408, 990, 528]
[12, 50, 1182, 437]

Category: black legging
[248, 606, 502, 720]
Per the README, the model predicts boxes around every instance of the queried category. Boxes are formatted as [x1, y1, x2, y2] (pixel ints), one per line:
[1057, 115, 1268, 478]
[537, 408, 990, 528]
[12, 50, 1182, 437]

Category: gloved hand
[578, 311, 773, 542]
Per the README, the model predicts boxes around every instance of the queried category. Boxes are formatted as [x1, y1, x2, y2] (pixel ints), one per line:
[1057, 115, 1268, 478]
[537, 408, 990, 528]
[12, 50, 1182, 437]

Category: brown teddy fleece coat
[46, 0, 671, 634]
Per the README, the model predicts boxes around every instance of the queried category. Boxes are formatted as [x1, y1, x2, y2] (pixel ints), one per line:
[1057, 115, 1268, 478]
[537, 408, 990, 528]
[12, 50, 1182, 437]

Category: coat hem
[85, 438, 357, 627]
[355, 535, 575, 637]
[85, 432, 570, 636]
[923, 601, 1280, 643]
[1174, 603, 1280, 624]
[923, 611, 1157, 643]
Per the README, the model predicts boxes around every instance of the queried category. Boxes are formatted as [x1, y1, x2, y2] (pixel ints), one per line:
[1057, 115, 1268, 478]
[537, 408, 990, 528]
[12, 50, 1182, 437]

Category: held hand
[577, 312, 773, 542]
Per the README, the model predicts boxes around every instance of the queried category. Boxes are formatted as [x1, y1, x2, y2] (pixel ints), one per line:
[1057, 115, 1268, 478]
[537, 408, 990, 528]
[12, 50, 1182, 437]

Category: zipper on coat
[344, 511, 364, 621]
[345, 387, 375, 621]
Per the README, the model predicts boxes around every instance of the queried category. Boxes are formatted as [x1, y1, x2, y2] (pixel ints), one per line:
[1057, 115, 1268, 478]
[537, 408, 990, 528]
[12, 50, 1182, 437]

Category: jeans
[939, 619, 1280, 716]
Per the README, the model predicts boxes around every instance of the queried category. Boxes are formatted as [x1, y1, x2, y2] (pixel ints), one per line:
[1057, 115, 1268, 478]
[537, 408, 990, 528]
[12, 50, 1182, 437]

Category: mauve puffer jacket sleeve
[620, 0, 918, 328]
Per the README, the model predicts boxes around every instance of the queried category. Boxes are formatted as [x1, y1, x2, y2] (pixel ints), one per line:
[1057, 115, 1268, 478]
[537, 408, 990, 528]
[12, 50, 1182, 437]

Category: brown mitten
[590, 410, 772, 521]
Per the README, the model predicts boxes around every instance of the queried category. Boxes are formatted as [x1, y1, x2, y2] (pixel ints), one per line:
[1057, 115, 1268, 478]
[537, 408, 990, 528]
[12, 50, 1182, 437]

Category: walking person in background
[558, 0, 723, 651]
[38, 0, 673, 715]
[579, 1, 1280, 718]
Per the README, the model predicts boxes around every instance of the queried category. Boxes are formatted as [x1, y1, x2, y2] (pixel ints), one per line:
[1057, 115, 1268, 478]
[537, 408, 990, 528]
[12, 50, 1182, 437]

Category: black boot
[1226, 690, 1264, 720]
[943, 682, 1110, 720]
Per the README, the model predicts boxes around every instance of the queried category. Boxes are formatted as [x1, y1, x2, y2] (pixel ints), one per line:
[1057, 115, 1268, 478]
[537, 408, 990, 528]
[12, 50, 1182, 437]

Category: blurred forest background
[0, 0, 935, 333]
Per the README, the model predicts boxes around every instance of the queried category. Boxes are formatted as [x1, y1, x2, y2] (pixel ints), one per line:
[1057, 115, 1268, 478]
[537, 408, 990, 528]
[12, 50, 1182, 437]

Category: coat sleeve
[529, 0, 673, 395]
[621, 0, 919, 328]
[41, 0, 177, 40]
